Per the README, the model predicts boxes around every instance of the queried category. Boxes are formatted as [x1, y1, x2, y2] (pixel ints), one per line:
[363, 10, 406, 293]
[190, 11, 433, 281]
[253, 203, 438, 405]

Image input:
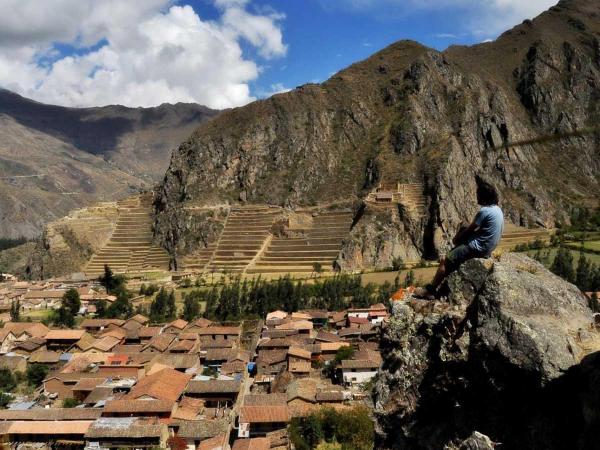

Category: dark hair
[476, 176, 499, 206]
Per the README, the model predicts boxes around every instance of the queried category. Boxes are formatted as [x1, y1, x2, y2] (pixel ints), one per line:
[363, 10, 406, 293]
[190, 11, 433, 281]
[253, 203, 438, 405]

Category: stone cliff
[373, 253, 600, 449]
[155, 0, 600, 270]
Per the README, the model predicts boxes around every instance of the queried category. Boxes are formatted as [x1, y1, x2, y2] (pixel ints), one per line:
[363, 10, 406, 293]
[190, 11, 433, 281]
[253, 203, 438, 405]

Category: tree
[106, 289, 133, 319]
[392, 256, 404, 271]
[0, 393, 12, 409]
[403, 270, 415, 287]
[0, 369, 16, 392]
[139, 284, 147, 296]
[95, 300, 107, 318]
[576, 252, 593, 291]
[99, 264, 115, 292]
[62, 289, 81, 316]
[62, 397, 80, 408]
[182, 291, 201, 322]
[54, 288, 80, 328]
[150, 288, 169, 323]
[26, 364, 48, 387]
[334, 346, 354, 364]
[166, 290, 177, 320]
[550, 247, 575, 283]
[10, 299, 20, 322]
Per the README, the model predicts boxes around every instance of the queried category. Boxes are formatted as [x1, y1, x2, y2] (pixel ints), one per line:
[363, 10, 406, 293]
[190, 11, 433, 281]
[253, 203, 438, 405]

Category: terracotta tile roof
[150, 353, 199, 370]
[197, 326, 240, 336]
[239, 405, 290, 423]
[0, 322, 49, 340]
[266, 310, 288, 321]
[186, 317, 213, 329]
[320, 342, 350, 352]
[126, 368, 191, 402]
[121, 320, 143, 331]
[167, 319, 188, 330]
[176, 419, 228, 439]
[80, 319, 124, 328]
[83, 386, 114, 404]
[348, 316, 370, 325]
[315, 331, 341, 343]
[113, 344, 144, 354]
[185, 380, 241, 395]
[103, 399, 175, 414]
[71, 377, 106, 392]
[340, 359, 379, 370]
[44, 329, 86, 340]
[275, 320, 313, 331]
[301, 309, 329, 320]
[287, 346, 311, 360]
[129, 314, 150, 324]
[198, 433, 227, 450]
[169, 339, 196, 353]
[286, 379, 317, 403]
[0, 408, 102, 420]
[28, 350, 61, 364]
[232, 438, 271, 450]
[243, 394, 287, 407]
[87, 335, 122, 352]
[200, 338, 234, 349]
[315, 390, 346, 402]
[288, 360, 311, 373]
[177, 332, 200, 341]
[143, 334, 176, 352]
[220, 360, 246, 374]
[290, 312, 311, 320]
[204, 348, 234, 361]
[8, 420, 93, 435]
[23, 290, 65, 299]
[100, 328, 127, 340]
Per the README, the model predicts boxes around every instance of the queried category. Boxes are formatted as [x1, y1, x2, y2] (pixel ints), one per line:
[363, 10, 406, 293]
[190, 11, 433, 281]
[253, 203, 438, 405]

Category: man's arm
[453, 221, 479, 246]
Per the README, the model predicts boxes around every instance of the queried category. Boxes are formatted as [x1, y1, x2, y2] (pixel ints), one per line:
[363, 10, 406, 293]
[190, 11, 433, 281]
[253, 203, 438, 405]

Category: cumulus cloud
[321, 0, 558, 37]
[0, 0, 287, 108]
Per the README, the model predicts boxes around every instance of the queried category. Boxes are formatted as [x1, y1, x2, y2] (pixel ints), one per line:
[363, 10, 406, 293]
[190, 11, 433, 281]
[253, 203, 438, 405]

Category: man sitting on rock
[415, 176, 504, 299]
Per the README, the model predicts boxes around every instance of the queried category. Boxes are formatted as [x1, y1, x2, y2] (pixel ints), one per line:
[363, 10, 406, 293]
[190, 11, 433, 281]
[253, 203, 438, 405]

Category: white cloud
[321, 0, 558, 38]
[0, 0, 287, 109]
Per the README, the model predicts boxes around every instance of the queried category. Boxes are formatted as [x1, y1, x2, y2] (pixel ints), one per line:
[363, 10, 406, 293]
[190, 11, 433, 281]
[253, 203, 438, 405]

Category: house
[0, 408, 102, 421]
[286, 379, 317, 417]
[149, 353, 200, 372]
[43, 373, 108, 400]
[96, 364, 145, 380]
[221, 351, 252, 376]
[85, 417, 169, 449]
[340, 359, 379, 386]
[126, 368, 191, 402]
[138, 326, 163, 342]
[0, 322, 49, 353]
[169, 338, 199, 354]
[28, 350, 61, 367]
[302, 310, 329, 327]
[197, 326, 240, 341]
[275, 320, 313, 334]
[142, 334, 176, 353]
[255, 350, 287, 375]
[315, 389, 348, 404]
[102, 399, 175, 418]
[5, 420, 93, 445]
[232, 437, 271, 450]
[265, 310, 287, 322]
[164, 318, 189, 334]
[80, 318, 125, 334]
[128, 314, 150, 325]
[347, 303, 388, 324]
[203, 348, 234, 369]
[68, 333, 97, 352]
[11, 337, 46, 355]
[176, 419, 229, 450]
[81, 335, 123, 353]
[238, 402, 290, 438]
[44, 329, 89, 350]
[319, 342, 351, 362]
[185, 379, 241, 407]
[287, 347, 312, 375]
[71, 377, 107, 402]
[329, 311, 347, 329]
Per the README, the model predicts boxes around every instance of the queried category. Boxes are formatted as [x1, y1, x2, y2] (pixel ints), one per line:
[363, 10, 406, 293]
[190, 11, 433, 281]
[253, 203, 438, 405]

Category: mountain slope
[0, 89, 219, 238]
[155, 0, 600, 268]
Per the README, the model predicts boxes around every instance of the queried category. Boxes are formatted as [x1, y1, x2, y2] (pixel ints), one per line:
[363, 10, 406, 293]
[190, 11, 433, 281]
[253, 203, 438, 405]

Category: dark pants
[446, 244, 486, 274]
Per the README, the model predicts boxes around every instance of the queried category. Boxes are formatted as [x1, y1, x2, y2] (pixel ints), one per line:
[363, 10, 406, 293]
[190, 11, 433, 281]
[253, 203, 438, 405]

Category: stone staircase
[84, 195, 170, 277]
[247, 210, 354, 275]
[204, 205, 283, 274]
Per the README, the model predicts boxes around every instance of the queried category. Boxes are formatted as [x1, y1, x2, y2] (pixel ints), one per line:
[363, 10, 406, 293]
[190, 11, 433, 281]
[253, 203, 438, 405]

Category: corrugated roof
[85, 417, 166, 439]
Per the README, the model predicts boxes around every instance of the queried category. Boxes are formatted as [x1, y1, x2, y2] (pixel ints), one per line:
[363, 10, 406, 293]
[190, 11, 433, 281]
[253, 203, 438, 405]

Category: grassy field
[361, 267, 437, 287]
[524, 247, 600, 268]
[570, 240, 600, 252]
[21, 308, 52, 322]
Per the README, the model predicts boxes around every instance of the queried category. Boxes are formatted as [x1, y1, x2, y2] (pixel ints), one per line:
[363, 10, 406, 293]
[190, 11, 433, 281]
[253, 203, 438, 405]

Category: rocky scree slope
[155, 0, 600, 269]
[374, 253, 600, 450]
[0, 89, 219, 238]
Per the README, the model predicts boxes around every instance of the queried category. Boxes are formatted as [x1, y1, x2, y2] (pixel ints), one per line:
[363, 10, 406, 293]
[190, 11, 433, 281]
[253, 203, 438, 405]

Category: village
[0, 271, 390, 450]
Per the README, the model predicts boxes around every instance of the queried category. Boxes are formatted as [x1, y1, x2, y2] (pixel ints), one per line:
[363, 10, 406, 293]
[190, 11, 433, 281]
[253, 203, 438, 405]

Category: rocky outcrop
[155, 0, 600, 268]
[26, 203, 119, 279]
[373, 253, 600, 449]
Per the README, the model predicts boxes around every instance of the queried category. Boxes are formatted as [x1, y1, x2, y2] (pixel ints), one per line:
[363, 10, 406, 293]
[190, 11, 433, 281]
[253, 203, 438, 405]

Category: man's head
[476, 176, 499, 206]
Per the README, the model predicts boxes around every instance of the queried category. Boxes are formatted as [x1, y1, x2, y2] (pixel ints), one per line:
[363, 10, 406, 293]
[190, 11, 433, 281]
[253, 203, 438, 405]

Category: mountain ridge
[154, 0, 600, 270]
[0, 88, 220, 238]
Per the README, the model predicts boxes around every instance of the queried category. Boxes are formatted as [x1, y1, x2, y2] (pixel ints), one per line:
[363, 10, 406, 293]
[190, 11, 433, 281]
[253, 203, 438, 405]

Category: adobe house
[340, 359, 379, 386]
[44, 329, 89, 350]
[238, 405, 290, 438]
[197, 326, 241, 341]
[102, 399, 175, 418]
[184, 379, 241, 408]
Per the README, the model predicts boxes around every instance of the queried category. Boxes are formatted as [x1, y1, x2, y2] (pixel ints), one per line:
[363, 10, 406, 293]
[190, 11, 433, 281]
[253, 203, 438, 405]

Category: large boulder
[374, 253, 600, 450]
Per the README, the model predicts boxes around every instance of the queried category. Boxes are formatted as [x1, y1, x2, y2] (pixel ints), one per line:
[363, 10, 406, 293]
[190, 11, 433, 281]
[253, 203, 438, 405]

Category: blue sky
[0, 0, 557, 108]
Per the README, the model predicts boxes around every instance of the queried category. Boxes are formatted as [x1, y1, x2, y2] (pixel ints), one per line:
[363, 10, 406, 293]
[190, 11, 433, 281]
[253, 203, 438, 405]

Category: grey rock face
[154, 0, 600, 267]
[374, 253, 600, 449]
